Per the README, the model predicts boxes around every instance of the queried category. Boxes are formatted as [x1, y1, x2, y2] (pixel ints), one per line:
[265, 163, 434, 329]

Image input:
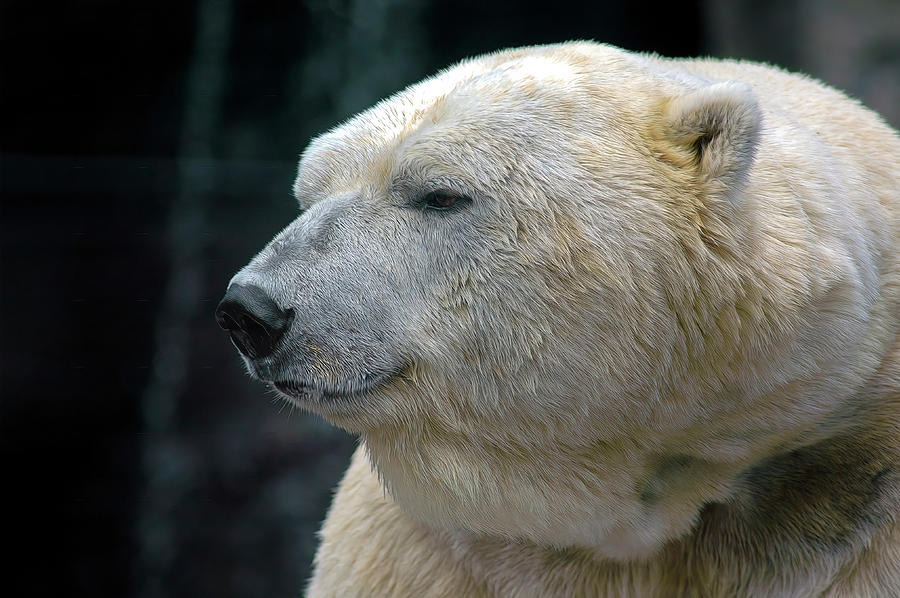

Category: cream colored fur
[292, 43, 900, 597]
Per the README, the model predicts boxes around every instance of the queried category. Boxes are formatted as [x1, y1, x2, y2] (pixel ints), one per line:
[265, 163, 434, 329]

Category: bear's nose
[215, 284, 293, 360]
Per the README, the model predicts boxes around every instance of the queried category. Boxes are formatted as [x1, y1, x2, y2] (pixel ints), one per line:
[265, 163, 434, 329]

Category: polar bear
[216, 43, 900, 597]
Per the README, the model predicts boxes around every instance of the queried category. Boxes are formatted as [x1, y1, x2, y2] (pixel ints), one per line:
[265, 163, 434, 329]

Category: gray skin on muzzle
[228, 190, 419, 400]
[225, 182, 481, 404]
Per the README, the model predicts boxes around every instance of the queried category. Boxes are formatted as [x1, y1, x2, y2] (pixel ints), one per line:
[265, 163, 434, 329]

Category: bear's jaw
[361, 429, 739, 561]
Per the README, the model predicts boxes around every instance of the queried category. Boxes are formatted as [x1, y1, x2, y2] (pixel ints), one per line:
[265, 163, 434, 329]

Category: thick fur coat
[224, 43, 900, 597]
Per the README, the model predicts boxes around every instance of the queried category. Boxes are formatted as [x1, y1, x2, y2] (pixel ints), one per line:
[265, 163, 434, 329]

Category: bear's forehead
[292, 45, 628, 204]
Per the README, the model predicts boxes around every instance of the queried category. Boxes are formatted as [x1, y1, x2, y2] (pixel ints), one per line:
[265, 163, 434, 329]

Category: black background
[2, 1, 897, 596]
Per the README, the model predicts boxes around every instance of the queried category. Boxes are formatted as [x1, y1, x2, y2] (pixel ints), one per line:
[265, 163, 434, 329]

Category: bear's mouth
[273, 380, 328, 401]
[271, 369, 400, 403]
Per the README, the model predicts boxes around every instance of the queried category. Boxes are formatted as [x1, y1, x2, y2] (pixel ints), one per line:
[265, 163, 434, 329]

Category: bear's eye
[419, 190, 471, 212]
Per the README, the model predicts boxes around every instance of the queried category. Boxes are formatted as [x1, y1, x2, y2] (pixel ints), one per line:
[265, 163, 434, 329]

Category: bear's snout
[215, 283, 294, 360]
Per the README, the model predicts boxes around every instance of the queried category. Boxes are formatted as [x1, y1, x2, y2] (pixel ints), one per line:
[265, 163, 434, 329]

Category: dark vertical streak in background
[1, 1, 895, 597]
[138, 1, 233, 596]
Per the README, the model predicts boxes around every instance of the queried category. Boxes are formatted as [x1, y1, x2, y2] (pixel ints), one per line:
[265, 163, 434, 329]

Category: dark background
[2, 1, 897, 596]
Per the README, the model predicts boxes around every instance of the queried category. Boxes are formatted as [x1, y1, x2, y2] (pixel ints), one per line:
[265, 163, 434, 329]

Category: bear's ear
[655, 82, 762, 205]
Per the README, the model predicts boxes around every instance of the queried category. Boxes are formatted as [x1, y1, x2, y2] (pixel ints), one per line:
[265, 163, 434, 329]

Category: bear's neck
[362, 371, 899, 566]
[447, 424, 899, 597]
[361, 421, 738, 560]
[696, 419, 897, 560]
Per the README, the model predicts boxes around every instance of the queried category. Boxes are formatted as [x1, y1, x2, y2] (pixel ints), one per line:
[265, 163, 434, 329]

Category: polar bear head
[218, 43, 879, 559]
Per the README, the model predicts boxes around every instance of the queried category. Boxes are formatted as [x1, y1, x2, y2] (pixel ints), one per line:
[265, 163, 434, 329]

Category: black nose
[215, 284, 293, 359]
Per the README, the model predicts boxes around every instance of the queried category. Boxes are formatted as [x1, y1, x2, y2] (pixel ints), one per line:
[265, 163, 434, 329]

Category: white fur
[281, 43, 900, 597]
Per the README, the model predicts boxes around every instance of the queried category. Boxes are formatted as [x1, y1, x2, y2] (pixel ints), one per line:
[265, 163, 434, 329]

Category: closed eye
[419, 190, 472, 212]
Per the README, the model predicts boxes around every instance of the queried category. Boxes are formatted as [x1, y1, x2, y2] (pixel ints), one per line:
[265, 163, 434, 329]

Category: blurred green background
[2, 1, 897, 596]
